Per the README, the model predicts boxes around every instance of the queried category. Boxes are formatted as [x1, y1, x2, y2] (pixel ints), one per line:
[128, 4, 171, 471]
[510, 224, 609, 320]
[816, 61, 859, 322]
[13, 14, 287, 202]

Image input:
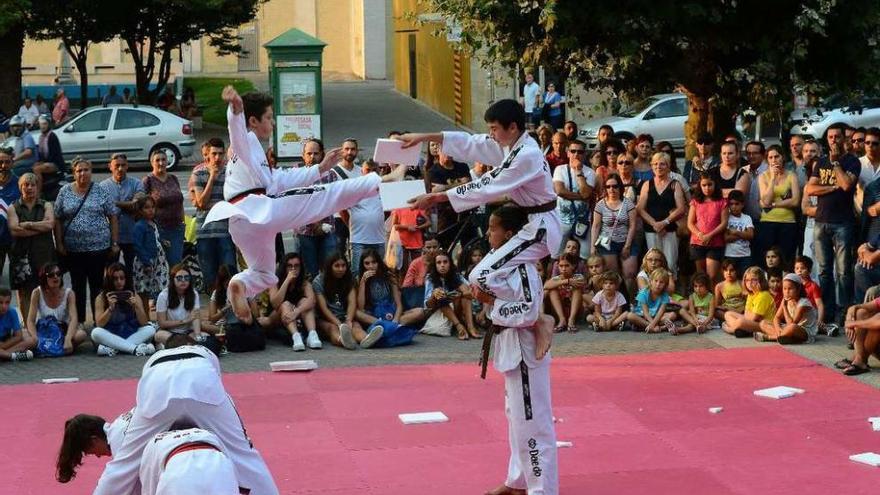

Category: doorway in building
[238, 22, 260, 72]
[408, 34, 417, 98]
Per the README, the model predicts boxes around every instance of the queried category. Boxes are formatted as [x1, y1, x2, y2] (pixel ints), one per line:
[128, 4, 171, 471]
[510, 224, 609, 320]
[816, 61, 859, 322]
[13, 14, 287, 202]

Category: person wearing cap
[682, 133, 720, 193]
[33, 114, 65, 201]
[7, 115, 38, 178]
[754, 273, 818, 344]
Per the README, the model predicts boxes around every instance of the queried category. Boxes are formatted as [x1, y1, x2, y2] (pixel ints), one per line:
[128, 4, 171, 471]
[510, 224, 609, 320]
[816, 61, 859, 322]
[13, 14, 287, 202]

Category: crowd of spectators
[3, 90, 880, 379]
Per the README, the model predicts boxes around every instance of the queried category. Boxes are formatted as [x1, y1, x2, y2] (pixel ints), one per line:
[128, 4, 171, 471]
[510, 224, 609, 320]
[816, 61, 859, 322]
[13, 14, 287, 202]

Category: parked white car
[578, 93, 689, 150]
[30, 105, 196, 169]
[790, 95, 880, 140]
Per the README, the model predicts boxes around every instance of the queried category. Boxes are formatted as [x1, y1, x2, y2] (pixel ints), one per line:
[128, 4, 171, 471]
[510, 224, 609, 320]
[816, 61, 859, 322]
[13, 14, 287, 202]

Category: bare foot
[484, 484, 527, 495]
[228, 280, 253, 325]
[535, 314, 555, 360]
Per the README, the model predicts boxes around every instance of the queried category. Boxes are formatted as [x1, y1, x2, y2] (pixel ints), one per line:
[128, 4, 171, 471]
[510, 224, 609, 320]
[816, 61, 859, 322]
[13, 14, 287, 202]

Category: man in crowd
[743, 140, 768, 223]
[295, 138, 338, 278]
[52, 88, 69, 124]
[0, 148, 21, 287]
[100, 153, 144, 274]
[851, 127, 867, 157]
[17, 98, 39, 129]
[805, 122, 860, 325]
[521, 71, 541, 129]
[102, 85, 124, 106]
[190, 137, 237, 291]
[597, 124, 614, 148]
[682, 132, 719, 190]
[563, 121, 578, 142]
[429, 150, 473, 250]
[787, 134, 808, 187]
[7, 116, 37, 178]
[330, 139, 385, 275]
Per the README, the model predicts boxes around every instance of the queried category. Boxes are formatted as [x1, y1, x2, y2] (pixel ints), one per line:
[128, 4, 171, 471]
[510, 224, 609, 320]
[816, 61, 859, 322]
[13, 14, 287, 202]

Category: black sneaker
[734, 329, 750, 338]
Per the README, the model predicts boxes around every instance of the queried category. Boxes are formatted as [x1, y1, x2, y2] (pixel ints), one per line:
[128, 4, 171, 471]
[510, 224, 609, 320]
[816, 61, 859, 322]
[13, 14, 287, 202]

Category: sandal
[834, 358, 853, 370]
[567, 324, 578, 333]
[468, 326, 484, 339]
[843, 364, 871, 376]
[553, 324, 566, 334]
[455, 323, 469, 341]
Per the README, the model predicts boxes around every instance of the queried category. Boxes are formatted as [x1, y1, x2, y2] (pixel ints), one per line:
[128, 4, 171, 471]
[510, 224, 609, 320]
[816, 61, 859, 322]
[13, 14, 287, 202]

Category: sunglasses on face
[853, 138, 866, 143]
[605, 150, 620, 155]
[867, 141, 880, 147]
[617, 160, 633, 165]
[174, 275, 191, 282]
[47, 271, 61, 278]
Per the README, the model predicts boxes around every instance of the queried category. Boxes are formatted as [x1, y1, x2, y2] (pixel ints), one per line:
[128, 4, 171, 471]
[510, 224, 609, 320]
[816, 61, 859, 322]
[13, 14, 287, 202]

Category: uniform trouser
[93, 395, 279, 495]
[503, 360, 558, 494]
[229, 174, 380, 297]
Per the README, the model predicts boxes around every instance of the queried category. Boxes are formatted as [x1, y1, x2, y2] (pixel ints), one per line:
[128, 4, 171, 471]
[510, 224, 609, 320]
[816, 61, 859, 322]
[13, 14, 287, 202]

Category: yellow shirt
[760, 172, 797, 223]
[745, 291, 776, 322]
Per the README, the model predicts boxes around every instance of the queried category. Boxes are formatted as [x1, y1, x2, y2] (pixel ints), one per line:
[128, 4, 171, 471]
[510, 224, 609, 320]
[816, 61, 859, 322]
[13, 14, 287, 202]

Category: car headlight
[580, 128, 597, 138]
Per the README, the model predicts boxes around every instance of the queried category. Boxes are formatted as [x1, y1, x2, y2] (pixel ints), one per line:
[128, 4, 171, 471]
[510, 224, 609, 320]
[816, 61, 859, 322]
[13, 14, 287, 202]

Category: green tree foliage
[117, 0, 265, 104]
[424, 0, 880, 152]
[27, 0, 122, 108]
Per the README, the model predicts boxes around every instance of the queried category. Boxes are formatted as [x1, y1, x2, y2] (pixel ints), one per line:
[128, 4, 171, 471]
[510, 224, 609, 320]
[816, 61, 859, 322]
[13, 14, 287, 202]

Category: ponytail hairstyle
[56, 414, 107, 483]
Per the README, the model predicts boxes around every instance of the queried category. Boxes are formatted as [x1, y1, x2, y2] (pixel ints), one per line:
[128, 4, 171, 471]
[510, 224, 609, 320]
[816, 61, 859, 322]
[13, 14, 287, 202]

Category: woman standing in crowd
[54, 158, 119, 322]
[7, 173, 55, 319]
[715, 141, 750, 198]
[756, 144, 801, 266]
[142, 151, 184, 266]
[537, 124, 554, 154]
[153, 264, 201, 345]
[27, 263, 86, 355]
[268, 253, 321, 351]
[90, 263, 154, 356]
[633, 134, 655, 182]
[543, 82, 565, 130]
[687, 172, 729, 282]
[616, 151, 640, 204]
[33, 115, 65, 200]
[637, 152, 686, 275]
[591, 173, 638, 295]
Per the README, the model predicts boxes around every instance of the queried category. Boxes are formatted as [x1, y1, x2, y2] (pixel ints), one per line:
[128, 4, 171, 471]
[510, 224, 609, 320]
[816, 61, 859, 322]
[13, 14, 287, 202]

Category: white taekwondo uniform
[440, 131, 562, 295]
[488, 261, 558, 495]
[92, 345, 277, 495]
[204, 106, 383, 297]
[139, 428, 239, 495]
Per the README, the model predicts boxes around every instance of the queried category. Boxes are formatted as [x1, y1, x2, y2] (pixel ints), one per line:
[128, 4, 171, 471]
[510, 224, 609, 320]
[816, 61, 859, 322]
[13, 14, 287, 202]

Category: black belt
[519, 200, 556, 215]
[150, 352, 204, 367]
[229, 188, 267, 204]
[479, 325, 506, 379]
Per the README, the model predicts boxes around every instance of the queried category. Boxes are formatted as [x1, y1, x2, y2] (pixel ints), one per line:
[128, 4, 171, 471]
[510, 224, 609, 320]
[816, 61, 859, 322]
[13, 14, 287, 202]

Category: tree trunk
[70, 52, 90, 109]
[683, 90, 709, 161]
[708, 102, 737, 143]
[0, 23, 24, 116]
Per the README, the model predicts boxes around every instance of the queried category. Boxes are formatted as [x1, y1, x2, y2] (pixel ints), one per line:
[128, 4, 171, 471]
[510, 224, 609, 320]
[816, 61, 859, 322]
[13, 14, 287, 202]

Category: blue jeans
[350, 242, 385, 278]
[297, 234, 338, 278]
[196, 236, 238, 292]
[855, 262, 880, 304]
[158, 223, 185, 267]
[813, 221, 855, 320]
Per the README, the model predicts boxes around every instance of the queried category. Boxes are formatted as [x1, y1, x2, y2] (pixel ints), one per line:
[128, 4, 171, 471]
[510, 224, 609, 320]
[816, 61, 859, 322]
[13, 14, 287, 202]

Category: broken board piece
[753, 386, 804, 399]
[850, 452, 880, 467]
[270, 360, 318, 372]
[42, 377, 80, 384]
[399, 411, 449, 425]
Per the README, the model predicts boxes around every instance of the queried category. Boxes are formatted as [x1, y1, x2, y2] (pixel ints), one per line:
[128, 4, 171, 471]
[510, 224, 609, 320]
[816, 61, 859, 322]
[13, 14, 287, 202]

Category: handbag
[10, 254, 32, 289]
[566, 166, 590, 239]
[595, 200, 624, 250]
[35, 316, 65, 357]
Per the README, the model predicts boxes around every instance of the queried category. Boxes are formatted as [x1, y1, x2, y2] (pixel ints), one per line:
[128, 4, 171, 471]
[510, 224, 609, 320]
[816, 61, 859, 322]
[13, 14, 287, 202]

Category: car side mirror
[644, 111, 656, 120]
[64, 125, 74, 132]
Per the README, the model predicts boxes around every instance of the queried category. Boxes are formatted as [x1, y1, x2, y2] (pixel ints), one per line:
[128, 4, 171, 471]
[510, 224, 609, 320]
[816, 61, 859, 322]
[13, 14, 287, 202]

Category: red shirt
[771, 289, 783, 309]
[545, 151, 568, 172]
[403, 257, 427, 287]
[393, 208, 426, 249]
[802, 277, 822, 306]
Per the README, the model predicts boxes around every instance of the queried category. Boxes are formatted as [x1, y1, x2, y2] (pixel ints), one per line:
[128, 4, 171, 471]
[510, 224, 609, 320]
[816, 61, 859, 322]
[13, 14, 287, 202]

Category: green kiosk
[264, 28, 327, 163]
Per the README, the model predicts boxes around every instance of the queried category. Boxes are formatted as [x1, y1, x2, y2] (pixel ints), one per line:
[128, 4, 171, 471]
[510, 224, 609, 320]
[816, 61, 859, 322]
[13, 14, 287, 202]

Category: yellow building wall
[316, 0, 357, 78]
[392, 0, 470, 125]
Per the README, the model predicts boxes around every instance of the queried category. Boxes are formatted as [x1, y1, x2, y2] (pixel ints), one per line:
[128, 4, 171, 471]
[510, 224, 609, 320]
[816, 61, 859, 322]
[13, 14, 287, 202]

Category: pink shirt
[52, 95, 69, 123]
[689, 198, 727, 248]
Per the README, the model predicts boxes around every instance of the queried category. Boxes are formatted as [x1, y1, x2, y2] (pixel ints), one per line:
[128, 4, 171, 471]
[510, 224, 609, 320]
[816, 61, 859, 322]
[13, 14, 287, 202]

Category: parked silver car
[578, 93, 689, 150]
[33, 105, 195, 169]
[790, 95, 880, 140]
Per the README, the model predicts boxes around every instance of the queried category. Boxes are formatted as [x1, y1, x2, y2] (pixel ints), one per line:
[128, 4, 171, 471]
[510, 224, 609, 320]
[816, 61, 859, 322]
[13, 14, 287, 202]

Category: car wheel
[151, 143, 181, 169]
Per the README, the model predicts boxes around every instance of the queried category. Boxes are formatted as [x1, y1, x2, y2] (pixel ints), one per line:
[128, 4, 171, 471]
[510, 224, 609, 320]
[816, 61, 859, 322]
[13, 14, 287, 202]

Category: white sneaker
[291, 332, 306, 351]
[360, 324, 384, 349]
[339, 323, 356, 350]
[97, 344, 117, 357]
[306, 330, 323, 349]
[134, 343, 156, 356]
[11, 350, 33, 362]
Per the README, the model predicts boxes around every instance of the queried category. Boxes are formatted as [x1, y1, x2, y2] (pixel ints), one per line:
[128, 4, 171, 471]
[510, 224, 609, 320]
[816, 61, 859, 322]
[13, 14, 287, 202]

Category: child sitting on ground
[637, 248, 676, 294]
[0, 288, 34, 362]
[582, 254, 606, 314]
[587, 271, 628, 331]
[723, 266, 777, 337]
[793, 255, 832, 335]
[545, 253, 585, 333]
[714, 259, 745, 320]
[550, 239, 586, 277]
[754, 273, 818, 344]
[679, 272, 717, 334]
[627, 268, 677, 333]
[767, 267, 784, 308]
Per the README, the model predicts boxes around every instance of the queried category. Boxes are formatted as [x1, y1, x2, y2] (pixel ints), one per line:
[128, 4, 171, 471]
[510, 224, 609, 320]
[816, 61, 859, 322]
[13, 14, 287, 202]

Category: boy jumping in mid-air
[205, 86, 406, 323]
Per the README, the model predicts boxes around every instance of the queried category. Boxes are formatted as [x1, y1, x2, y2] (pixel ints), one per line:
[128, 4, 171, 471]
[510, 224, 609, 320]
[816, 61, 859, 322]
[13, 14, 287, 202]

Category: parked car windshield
[618, 96, 662, 118]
